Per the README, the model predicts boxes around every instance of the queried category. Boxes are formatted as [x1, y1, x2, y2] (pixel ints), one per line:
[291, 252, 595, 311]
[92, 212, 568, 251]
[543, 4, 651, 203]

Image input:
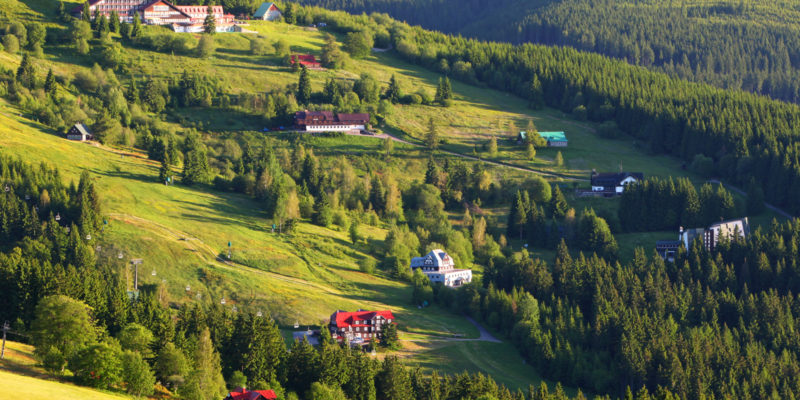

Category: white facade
[304, 124, 365, 132]
[410, 249, 472, 287]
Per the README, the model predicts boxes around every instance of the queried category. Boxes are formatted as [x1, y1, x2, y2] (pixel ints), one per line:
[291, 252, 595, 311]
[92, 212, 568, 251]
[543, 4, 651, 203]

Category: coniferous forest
[297, 0, 800, 103]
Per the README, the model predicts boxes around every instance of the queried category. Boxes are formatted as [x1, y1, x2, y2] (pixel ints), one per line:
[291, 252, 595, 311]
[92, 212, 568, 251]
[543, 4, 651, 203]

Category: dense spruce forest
[297, 0, 800, 103]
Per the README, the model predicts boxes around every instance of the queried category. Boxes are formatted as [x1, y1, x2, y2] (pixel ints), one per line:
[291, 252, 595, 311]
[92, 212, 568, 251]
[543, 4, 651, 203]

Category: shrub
[2, 34, 19, 53]
[358, 257, 376, 274]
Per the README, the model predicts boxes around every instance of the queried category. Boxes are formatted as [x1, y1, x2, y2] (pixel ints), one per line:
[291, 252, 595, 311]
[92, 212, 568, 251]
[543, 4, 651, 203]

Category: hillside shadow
[171, 197, 267, 232]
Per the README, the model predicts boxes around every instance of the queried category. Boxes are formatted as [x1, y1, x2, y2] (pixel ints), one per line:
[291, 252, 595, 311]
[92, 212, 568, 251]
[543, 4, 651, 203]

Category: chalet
[294, 111, 370, 132]
[517, 131, 568, 147]
[329, 309, 394, 342]
[680, 217, 750, 251]
[590, 171, 643, 195]
[67, 123, 92, 141]
[290, 54, 321, 69]
[410, 249, 472, 288]
[74, 0, 235, 31]
[225, 388, 277, 400]
[253, 2, 281, 21]
[657, 217, 750, 260]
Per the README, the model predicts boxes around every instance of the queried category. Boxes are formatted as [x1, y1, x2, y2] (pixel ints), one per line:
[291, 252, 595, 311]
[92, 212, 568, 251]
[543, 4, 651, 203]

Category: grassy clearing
[0, 341, 130, 400]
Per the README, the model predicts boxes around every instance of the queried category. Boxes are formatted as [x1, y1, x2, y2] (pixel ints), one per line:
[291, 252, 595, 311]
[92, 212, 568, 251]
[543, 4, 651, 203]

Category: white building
[410, 249, 472, 287]
[680, 217, 749, 251]
[294, 111, 369, 133]
[590, 171, 644, 194]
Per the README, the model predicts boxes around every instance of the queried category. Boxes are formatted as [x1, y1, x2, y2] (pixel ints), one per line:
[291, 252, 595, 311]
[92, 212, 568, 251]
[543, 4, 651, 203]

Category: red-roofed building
[225, 387, 278, 400]
[290, 54, 321, 69]
[329, 309, 394, 342]
[73, 0, 235, 32]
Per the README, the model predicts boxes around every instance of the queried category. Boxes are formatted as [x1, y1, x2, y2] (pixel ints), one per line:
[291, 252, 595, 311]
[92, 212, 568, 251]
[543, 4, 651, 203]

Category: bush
[405, 93, 422, 105]
[2, 34, 19, 53]
[572, 104, 588, 120]
[690, 153, 715, 177]
[358, 257, 377, 274]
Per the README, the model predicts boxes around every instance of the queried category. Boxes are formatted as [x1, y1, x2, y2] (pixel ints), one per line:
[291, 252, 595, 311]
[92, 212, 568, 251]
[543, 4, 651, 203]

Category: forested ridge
[296, 0, 800, 103]
[279, 5, 800, 215]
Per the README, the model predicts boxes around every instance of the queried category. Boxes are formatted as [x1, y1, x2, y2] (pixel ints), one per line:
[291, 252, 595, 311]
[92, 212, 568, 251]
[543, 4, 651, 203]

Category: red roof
[290, 54, 321, 67]
[226, 388, 277, 400]
[330, 310, 394, 328]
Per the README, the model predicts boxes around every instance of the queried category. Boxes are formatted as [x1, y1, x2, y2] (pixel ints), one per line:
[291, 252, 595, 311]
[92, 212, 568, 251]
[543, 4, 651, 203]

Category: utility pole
[1, 321, 9, 360]
[131, 259, 143, 291]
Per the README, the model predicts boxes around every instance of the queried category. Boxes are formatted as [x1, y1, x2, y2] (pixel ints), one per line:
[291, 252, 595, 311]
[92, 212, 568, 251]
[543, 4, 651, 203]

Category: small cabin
[253, 2, 281, 21]
[66, 123, 92, 141]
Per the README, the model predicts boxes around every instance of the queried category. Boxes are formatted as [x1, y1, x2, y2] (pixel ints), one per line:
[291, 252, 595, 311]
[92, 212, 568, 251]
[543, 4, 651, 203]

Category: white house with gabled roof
[410, 249, 472, 287]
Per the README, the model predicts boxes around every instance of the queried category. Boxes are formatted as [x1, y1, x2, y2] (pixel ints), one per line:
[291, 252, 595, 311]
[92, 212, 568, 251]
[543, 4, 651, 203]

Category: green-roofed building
[254, 2, 281, 20]
[517, 131, 568, 147]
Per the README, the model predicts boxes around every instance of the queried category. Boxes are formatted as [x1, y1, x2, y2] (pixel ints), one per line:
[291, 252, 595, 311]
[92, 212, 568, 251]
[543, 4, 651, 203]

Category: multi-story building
[410, 249, 473, 287]
[75, 0, 235, 32]
[294, 111, 370, 132]
[329, 309, 394, 342]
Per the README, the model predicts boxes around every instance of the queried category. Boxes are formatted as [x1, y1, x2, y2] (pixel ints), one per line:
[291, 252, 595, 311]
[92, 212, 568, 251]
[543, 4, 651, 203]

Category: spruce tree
[425, 117, 439, 151]
[442, 76, 452, 100]
[16, 53, 36, 89]
[203, 6, 216, 34]
[131, 12, 142, 38]
[297, 65, 311, 104]
[181, 328, 226, 400]
[44, 68, 56, 95]
[385, 74, 401, 104]
[109, 11, 120, 33]
[549, 185, 568, 219]
[526, 142, 536, 160]
[82, 3, 91, 22]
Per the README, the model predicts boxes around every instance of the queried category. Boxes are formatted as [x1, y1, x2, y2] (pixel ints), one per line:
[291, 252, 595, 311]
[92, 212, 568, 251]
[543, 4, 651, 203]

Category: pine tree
[442, 76, 452, 100]
[376, 356, 411, 400]
[385, 74, 401, 104]
[283, 2, 296, 24]
[424, 157, 440, 186]
[297, 65, 311, 104]
[16, 54, 36, 89]
[286, 338, 320, 394]
[526, 142, 536, 160]
[109, 11, 120, 33]
[44, 68, 56, 95]
[203, 6, 216, 34]
[181, 328, 226, 400]
[487, 136, 498, 157]
[82, 3, 91, 22]
[549, 185, 568, 219]
[425, 117, 439, 151]
[159, 159, 169, 184]
[554, 151, 564, 167]
[92, 8, 101, 29]
[97, 14, 109, 38]
[529, 75, 544, 109]
[131, 13, 142, 38]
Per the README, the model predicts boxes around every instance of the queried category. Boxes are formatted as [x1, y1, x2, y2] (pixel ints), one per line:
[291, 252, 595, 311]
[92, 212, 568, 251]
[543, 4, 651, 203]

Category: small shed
[66, 123, 92, 141]
[253, 2, 281, 20]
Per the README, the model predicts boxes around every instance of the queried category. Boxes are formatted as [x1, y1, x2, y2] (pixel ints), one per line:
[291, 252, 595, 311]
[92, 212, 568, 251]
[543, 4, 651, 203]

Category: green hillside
[297, 0, 800, 103]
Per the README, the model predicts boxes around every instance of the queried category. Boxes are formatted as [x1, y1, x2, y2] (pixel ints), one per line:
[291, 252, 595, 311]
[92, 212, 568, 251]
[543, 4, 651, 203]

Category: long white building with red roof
[75, 0, 235, 32]
[329, 309, 394, 342]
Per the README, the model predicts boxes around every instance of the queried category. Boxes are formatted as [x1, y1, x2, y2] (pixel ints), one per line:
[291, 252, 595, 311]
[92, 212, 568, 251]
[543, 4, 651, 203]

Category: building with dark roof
[590, 171, 644, 195]
[67, 123, 92, 141]
[329, 309, 394, 342]
[294, 111, 369, 132]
